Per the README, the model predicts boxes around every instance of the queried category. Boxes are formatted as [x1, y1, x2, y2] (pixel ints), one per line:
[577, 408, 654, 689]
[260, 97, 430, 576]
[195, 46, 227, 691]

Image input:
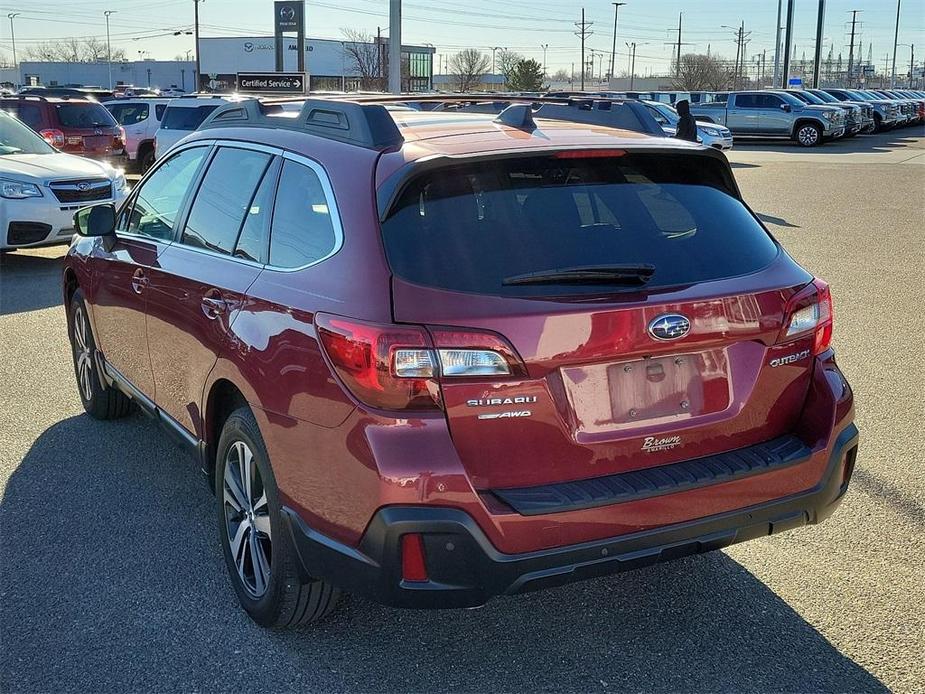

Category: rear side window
[155, 104, 166, 120]
[380, 153, 778, 297]
[54, 103, 117, 128]
[107, 103, 149, 125]
[160, 104, 220, 130]
[268, 160, 338, 268]
[7, 104, 44, 130]
[181, 147, 272, 255]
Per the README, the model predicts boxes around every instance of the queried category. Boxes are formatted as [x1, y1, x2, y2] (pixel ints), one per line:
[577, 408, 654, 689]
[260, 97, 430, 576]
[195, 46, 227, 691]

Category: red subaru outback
[62, 96, 858, 627]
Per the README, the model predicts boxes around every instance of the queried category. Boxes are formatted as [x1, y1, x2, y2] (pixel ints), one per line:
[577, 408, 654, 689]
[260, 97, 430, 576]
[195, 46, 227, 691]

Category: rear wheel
[68, 289, 133, 420]
[216, 407, 340, 627]
[139, 147, 155, 173]
[795, 123, 822, 147]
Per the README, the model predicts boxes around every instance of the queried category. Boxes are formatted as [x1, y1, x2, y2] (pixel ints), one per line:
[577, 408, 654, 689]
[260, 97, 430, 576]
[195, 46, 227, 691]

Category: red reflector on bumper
[401, 533, 428, 582]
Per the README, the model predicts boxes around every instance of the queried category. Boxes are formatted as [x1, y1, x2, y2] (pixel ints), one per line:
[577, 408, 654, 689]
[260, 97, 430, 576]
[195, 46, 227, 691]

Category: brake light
[780, 278, 834, 355]
[39, 129, 65, 148]
[115, 126, 125, 145]
[315, 314, 441, 411]
[315, 314, 527, 411]
[555, 148, 626, 159]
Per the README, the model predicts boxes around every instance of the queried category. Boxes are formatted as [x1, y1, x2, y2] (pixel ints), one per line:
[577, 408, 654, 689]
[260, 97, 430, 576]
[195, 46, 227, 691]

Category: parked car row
[689, 88, 924, 146]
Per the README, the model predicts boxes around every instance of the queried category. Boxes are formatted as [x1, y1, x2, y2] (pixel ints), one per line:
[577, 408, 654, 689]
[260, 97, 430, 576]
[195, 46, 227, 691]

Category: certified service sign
[236, 72, 306, 94]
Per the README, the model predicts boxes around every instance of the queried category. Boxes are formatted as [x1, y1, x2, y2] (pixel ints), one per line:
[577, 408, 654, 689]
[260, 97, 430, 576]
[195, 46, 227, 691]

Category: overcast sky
[1, 0, 923, 75]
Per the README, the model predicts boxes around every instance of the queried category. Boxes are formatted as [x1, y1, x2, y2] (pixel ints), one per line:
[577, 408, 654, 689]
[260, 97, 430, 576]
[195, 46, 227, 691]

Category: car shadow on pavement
[1, 415, 888, 694]
[0, 250, 66, 316]
[756, 212, 801, 229]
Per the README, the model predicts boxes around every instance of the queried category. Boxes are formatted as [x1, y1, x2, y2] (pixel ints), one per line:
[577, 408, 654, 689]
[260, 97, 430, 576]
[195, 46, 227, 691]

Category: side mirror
[781, 103, 792, 112]
[74, 204, 116, 237]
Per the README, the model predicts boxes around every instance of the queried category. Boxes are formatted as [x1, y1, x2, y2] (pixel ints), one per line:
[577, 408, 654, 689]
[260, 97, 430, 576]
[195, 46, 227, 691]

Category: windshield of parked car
[54, 102, 118, 128]
[381, 153, 778, 297]
[160, 104, 220, 131]
[809, 90, 840, 103]
[791, 90, 826, 105]
[0, 110, 55, 155]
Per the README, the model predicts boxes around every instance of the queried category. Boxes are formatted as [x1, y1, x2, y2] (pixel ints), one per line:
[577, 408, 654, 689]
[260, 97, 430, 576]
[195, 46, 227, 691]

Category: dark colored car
[18, 86, 115, 101]
[62, 96, 858, 627]
[0, 95, 124, 161]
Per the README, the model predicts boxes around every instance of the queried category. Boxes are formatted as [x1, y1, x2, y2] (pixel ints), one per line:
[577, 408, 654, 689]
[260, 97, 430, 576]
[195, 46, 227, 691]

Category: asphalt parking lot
[1, 129, 923, 693]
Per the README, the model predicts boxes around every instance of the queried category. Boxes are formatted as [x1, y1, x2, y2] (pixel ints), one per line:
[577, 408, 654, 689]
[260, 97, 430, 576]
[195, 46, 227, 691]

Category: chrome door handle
[131, 269, 148, 294]
[201, 295, 228, 319]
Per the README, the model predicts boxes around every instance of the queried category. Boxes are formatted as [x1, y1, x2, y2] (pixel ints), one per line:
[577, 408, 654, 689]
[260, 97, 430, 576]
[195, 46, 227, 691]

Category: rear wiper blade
[502, 264, 655, 286]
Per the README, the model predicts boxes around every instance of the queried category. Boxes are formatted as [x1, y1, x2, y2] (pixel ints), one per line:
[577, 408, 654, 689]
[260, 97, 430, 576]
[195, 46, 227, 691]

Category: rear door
[381, 151, 815, 490]
[726, 94, 760, 133]
[144, 143, 274, 437]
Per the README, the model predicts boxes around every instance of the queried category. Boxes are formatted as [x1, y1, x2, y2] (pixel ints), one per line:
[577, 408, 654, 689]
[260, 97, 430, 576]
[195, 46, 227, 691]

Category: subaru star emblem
[77, 182, 90, 191]
[94, 128, 102, 135]
[648, 313, 691, 341]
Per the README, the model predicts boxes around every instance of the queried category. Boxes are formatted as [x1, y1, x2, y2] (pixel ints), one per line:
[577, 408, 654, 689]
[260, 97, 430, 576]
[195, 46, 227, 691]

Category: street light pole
[625, 41, 637, 90]
[193, 0, 202, 92]
[609, 2, 626, 81]
[104, 10, 116, 91]
[491, 47, 503, 75]
[890, 0, 901, 88]
[7, 13, 19, 73]
[540, 44, 548, 77]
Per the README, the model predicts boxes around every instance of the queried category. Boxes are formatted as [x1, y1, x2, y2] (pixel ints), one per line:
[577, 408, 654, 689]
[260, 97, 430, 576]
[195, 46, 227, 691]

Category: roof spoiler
[199, 98, 404, 150]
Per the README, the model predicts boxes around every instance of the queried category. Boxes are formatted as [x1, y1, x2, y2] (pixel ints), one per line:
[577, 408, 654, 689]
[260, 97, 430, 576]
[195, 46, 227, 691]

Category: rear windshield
[380, 153, 779, 297]
[54, 102, 117, 128]
[160, 104, 220, 131]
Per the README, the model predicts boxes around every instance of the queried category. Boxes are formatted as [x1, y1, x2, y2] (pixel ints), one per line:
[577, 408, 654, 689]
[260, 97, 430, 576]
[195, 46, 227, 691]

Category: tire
[216, 407, 341, 627]
[139, 147, 155, 173]
[795, 122, 822, 147]
[68, 289, 133, 420]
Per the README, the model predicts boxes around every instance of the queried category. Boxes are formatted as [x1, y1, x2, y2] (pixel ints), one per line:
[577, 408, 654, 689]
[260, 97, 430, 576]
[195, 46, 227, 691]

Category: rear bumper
[285, 423, 859, 609]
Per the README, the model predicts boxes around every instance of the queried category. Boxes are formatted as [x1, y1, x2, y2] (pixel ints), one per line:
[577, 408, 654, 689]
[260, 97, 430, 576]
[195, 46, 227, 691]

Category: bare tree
[495, 49, 522, 84]
[550, 68, 570, 82]
[22, 37, 125, 63]
[671, 53, 734, 91]
[449, 48, 490, 91]
[340, 28, 384, 91]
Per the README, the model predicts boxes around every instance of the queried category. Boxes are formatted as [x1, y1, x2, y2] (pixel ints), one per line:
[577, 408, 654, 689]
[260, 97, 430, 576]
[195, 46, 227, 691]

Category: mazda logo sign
[647, 314, 691, 341]
[279, 6, 295, 21]
[244, 42, 254, 52]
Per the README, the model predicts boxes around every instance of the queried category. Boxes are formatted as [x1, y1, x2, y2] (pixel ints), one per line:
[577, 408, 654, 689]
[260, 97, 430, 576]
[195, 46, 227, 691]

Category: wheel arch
[791, 118, 823, 139]
[202, 377, 250, 489]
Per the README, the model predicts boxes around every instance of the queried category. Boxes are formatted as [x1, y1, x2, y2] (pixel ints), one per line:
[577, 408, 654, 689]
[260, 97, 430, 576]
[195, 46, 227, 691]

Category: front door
[757, 93, 793, 135]
[145, 144, 277, 438]
[89, 145, 209, 397]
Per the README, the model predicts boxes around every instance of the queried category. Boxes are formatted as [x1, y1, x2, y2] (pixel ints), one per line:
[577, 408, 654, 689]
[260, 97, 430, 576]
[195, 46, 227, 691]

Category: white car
[154, 95, 245, 160]
[642, 100, 734, 151]
[158, 87, 186, 97]
[105, 98, 170, 172]
[0, 109, 128, 252]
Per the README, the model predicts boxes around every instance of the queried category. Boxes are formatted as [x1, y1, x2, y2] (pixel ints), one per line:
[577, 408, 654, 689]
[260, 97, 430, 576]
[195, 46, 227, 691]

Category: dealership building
[0, 60, 196, 91]
[199, 36, 434, 92]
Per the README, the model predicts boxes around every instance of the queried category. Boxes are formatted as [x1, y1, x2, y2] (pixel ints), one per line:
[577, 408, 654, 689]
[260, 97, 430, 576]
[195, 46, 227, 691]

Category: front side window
[127, 147, 207, 240]
[181, 147, 272, 256]
[268, 160, 338, 268]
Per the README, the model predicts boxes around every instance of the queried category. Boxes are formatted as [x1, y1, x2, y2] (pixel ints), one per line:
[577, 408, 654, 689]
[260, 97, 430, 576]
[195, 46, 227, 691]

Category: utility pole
[540, 43, 548, 77]
[104, 10, 116, 91]
[890, 0, 901, 87]
[193, 0, 202, 92]
[7, 13, 18, 72]
[490, 47, 505, 75]
[389, 0, 401, 93]
[665, 12, 693, 79]
[773, 0, 783, 87]
[812, 0, 826, 88]
[625, 41, 637, 90]
[847, 10, 860, 88]
[733, 26, 742, 90]
[609, 2, 626, 81]
[574, 8, 593, 91]
[782, 0, 795, 87]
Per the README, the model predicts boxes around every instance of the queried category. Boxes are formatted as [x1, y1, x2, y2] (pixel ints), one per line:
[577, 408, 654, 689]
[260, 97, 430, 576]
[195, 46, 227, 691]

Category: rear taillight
[39, 129, 65, 148]
[115, 126, 125, 145]
[315, 314, 526, 411]
[780, 278, 834, 355]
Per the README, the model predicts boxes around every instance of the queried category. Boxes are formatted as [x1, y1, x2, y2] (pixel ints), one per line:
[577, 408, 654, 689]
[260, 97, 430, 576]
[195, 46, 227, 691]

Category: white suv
[154, 95, 246, 161]
[0, 110, 128, 251]
[105, 98, 170, 172]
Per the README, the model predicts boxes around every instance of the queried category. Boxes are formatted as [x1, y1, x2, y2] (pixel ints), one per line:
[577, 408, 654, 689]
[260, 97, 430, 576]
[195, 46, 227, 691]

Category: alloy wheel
[223, 440, 272, 598]
[798, 126, 819, 146]
[72, 306, 94, 402]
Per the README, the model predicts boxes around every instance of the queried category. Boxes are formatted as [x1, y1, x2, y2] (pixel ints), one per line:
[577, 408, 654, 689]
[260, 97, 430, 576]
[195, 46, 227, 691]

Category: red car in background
[0, 95, 124, 162]
[61, 95, 858, 628]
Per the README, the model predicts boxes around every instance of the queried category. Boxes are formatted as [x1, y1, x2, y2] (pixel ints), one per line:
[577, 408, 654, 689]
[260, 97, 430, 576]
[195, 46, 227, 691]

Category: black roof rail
[199, 98, 404, 150]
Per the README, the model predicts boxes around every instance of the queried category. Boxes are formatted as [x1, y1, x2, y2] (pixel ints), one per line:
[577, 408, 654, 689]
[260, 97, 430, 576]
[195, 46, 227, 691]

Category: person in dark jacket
[674, 99, 698, 142]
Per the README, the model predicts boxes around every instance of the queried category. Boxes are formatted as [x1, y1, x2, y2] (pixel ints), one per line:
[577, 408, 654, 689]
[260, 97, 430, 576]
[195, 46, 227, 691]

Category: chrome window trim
[118, 138, 345, 273]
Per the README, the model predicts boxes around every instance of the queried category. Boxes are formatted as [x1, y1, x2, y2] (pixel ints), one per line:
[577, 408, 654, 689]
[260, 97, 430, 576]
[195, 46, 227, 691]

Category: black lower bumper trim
[284, 424, 858, 609]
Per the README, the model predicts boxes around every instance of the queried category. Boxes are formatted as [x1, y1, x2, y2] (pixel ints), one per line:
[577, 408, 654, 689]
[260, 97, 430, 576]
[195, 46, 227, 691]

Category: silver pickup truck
[689, 91, 846, 147]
